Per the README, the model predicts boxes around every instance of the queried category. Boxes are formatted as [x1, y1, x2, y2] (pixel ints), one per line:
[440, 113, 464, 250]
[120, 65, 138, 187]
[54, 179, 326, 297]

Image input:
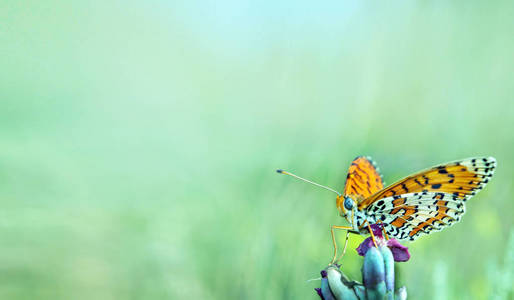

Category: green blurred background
[1, 1, 513, 299]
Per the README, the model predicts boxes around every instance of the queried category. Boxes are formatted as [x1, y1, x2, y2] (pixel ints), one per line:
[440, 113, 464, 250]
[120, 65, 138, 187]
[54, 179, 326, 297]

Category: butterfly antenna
[276, 169, 341, 196]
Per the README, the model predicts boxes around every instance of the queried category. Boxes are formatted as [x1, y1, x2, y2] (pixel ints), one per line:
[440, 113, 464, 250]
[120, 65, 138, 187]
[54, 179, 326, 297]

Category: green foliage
[0, 1, 513, 299]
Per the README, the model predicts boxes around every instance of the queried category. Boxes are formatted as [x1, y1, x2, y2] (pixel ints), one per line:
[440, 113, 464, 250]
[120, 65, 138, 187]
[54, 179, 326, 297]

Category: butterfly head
[336, 195, 358, 221]
[343, 196, 355, 211]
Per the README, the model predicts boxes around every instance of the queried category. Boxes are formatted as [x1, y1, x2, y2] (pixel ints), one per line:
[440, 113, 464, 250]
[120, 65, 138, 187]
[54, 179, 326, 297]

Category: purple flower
[386, 238, 410, 262]
[369, 223, 384, 238]
[356, 223, 410, 262]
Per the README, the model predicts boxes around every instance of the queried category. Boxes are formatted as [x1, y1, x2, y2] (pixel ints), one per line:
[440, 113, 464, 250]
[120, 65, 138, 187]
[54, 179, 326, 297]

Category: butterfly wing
[358, 157, 496, 209]
[366, 191, 465, 240]
[343, 156, 384, 199]
[362, 157, 496, 240]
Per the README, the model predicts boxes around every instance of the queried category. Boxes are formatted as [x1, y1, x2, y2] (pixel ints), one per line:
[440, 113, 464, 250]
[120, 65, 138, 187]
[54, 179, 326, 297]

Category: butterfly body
[338, 156, 496, 241]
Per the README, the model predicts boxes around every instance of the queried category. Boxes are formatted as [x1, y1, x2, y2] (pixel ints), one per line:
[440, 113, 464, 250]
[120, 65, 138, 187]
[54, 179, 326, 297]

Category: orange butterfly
[277, 156, 496, 263]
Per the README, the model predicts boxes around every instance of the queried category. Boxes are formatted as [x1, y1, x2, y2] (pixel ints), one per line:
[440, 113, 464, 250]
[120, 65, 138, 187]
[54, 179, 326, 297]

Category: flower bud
[378, 245, 395, 296]
[395, 286, 408, 300]
[318, 269, 336, 300]
[363, 247, 387, 299]
[326, 266, 359, 300]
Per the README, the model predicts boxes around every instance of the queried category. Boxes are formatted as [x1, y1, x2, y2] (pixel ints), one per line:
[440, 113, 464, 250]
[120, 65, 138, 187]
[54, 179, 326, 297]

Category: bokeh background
[1, 1, 513, 299]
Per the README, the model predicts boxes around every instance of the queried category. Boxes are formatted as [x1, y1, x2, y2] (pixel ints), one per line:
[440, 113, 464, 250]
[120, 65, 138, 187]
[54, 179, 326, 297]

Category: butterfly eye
[344, 197, 353, 210]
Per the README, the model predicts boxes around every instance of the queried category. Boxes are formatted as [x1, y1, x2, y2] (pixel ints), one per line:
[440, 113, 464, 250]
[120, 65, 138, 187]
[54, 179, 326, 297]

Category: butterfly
[277, 156, 496, 262]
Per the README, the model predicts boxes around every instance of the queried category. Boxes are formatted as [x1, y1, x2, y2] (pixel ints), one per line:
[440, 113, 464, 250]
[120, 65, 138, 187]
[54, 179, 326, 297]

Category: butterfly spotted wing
[361, 157, 496, 240]
[343, 156, 384, 199]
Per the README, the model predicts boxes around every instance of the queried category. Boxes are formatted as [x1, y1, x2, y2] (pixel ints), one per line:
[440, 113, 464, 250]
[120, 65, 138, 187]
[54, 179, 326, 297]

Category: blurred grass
[0, 1, 513, 299]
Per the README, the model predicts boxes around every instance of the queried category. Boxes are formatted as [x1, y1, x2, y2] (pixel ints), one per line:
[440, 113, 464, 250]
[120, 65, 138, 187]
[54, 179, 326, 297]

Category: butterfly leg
[382, 227, 390, 240]
[361, 220, 378, 248]
[376, 220, 390, 240]
[335, 231, 351, 264]
[330, 225, 353, 265]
